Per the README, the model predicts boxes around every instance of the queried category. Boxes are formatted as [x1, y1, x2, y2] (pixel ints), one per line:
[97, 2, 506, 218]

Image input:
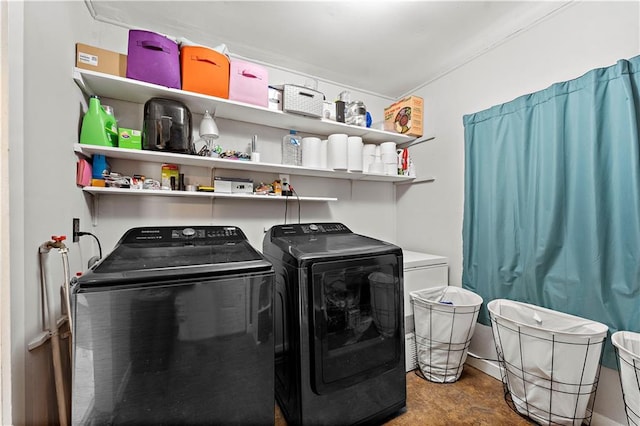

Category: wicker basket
[283, 85, 324, 118]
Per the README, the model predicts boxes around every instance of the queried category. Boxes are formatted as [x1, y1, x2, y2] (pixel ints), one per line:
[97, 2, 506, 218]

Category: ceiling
[86, 1, 574, 99]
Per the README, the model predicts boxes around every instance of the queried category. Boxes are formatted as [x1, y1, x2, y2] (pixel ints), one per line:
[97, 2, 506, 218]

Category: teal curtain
[462, 56, 640, 368]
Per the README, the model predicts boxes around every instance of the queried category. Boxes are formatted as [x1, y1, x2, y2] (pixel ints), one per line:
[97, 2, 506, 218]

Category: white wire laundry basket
[612, 331, 640, 426]
[488, 299, 609, 426]
[410, 286, 483, 383]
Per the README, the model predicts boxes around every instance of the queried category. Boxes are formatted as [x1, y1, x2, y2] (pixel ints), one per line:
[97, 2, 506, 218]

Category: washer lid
[403, 250, 448, 268]
[75, 226, 272, 288]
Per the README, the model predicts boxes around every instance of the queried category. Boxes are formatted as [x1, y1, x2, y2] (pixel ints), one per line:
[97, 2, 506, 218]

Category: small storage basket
[228, 59, 268, 107]
[126, 30, 180, 89]
[612, 331, 640, 426]
[488, 299, 609, 426]
[410, 286, 483, 383]
[180, 45, 230, 98]
[283, 85, 324, 118]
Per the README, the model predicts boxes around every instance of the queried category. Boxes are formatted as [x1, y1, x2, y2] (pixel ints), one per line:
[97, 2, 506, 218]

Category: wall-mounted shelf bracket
[89, 192, 99, 227]
[395, 176, 436, 185]
[397, 135, 436, 149]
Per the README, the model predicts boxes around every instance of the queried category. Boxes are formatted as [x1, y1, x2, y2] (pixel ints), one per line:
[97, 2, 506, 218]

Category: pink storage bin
[126, 30, 180, 89]
[228, 60, 268, 107]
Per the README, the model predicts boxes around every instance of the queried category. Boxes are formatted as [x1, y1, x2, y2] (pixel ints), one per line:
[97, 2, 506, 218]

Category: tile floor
[275, 365, 534, 425]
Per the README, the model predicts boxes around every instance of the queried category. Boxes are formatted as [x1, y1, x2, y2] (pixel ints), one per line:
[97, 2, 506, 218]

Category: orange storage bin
[180, 46, 230, 98]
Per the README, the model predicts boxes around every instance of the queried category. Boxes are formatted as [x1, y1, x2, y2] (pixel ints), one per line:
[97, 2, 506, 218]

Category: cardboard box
[76, 43, 127, 77]
[384, 95, 423, 137]
[118, 128, 141, 150]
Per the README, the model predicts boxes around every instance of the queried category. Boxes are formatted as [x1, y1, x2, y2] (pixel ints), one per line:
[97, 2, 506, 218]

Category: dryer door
[309, 254, 402, 394]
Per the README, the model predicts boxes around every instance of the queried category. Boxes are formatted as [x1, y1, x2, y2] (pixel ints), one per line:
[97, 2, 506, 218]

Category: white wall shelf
[82, 186, 337, 202]
[74, 144, 416, 183]
[73, 68, 416, 223]
[73, 67, 415, 144]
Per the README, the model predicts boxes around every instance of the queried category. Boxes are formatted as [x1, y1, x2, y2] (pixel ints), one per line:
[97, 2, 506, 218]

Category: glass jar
[346, 101, 367, 127]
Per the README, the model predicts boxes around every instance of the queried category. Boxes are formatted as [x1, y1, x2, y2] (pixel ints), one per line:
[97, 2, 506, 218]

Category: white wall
[397, 1, 639, 425]
[8, 1, 639, 424]
[1, 1, 12, 424]
[8, 2, 399, 424]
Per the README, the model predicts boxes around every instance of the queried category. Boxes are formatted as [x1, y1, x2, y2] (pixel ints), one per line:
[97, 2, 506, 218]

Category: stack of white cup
[380, 142, 398, 175]
[301, 137, 322, 168]
[362, 144, 377, 172]
[347, 136, 363, 172]
[328, 133, 348, 170]
[368, 145, 384, 174]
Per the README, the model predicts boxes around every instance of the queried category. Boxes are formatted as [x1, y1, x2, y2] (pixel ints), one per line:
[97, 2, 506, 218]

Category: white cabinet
[73, 67, 418, 203]
[403, 250, 449, 372]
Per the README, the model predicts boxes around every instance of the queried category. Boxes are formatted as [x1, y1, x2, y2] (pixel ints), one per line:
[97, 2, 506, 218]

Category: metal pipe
[38, 237, 69, 426]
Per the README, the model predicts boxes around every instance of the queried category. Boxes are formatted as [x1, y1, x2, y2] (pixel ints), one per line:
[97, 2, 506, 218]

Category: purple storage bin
[126, 30, 180, 89]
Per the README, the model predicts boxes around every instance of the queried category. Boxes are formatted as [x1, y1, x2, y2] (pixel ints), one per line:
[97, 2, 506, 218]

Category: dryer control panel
[270, 223, 351, 237]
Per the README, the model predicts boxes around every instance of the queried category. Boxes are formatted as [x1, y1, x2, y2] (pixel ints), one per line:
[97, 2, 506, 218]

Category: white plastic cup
[327, 133, 348, 170]
[384, 163, 397, 175]
[347, 136, 363, 172]
[380, 141, 397, 153]
[301, 137, 322, 168]
[381, 152, 397, 164]
[320, 139, 328, 168]
[368, 159, 384, 174]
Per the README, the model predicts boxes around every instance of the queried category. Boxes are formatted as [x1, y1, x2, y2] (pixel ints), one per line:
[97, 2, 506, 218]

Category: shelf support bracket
[394, 176, 436, 185]
[397, 135, 435, 149]
[73, 68, 94, 97]
[91, 194, 99, 227]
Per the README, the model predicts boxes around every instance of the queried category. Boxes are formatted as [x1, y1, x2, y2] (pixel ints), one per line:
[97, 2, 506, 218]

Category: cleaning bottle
[282, 130, 301, 166]
[80, 95, 118, 147]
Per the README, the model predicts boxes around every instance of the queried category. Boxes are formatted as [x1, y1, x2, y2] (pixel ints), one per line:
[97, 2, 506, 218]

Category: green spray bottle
[80, 95, 118, 147]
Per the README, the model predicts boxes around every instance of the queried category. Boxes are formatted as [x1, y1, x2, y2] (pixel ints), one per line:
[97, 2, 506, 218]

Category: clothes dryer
[263, 223, 406, 425]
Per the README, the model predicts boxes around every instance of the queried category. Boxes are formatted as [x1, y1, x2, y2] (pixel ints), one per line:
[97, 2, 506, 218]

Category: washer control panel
[123, 226, 245, 243]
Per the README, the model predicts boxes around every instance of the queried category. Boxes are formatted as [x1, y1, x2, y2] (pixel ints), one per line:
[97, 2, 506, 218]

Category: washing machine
[71, 226, 274, 425]
[402, 250, 449, 372]
[263, 223, 406, 425]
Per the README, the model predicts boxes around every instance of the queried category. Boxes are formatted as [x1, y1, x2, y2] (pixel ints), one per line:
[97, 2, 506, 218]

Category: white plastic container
[410, 286, 482, 383]
[301, 137, 321, 168]
[612, 331, 640, 426]
[488, 299, 608, 426]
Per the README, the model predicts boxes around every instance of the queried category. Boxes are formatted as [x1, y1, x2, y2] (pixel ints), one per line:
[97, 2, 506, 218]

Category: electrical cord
[291, 185, 301, 223]
[77, 231, 103, 260]
[283, 185, 301, 224]
[284, 191, 288, 224]
[283, 184, 301, 224]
